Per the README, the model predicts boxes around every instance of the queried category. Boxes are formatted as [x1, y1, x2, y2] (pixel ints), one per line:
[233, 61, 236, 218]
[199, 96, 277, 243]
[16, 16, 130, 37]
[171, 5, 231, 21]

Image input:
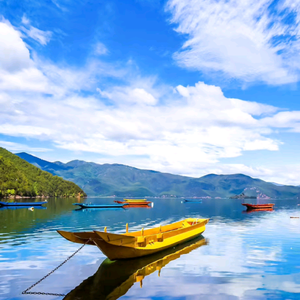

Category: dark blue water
[1, 197, 300, 300]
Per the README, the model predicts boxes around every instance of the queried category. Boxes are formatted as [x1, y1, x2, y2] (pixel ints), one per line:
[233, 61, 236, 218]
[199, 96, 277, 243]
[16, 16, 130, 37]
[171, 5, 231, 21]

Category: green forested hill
[0, 148, 85, 198]
[16, 152, 300, 198]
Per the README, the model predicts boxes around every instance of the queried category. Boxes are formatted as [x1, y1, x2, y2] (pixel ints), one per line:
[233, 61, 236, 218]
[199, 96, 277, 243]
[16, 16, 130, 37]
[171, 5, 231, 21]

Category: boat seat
[137, 236, 146, 246]
[157, 233, 163, 242]
[137, 236, 145, 243]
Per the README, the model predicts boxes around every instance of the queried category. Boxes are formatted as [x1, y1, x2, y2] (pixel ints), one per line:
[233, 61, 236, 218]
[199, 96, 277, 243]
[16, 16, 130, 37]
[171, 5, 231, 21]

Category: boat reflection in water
[242, 208, 274, 213]
[63, 236, 208, 300]
[123, 204, 153, 209]
[74, 208, 125, 212]
[0, 206, 47, 211]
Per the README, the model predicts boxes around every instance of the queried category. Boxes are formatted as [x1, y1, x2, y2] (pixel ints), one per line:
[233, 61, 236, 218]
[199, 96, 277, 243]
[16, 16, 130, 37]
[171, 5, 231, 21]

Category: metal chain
[22, 239, 90, 297]
[22, 291, 66, 297]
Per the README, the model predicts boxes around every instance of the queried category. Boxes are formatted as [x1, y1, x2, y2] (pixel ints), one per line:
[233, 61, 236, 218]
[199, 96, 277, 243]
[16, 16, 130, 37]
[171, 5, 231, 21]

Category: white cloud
[21, 15, 30, 25]
[21, 25, 52, 46]
[0, 20, 48, 92]
[98, 86, 157, 105]
[0, 141, 51, 153]
[0, 67, 48, 92]
[0, 124, 54, 138]
[261, 111, 300, 132]
[0, 21, 33, 72]
[19, 16, 52, 46]
[40, 58, 128, 97]
[131, 88, 157, 105]
[166, 0, 300, 85]
[94, 42, 108, 55]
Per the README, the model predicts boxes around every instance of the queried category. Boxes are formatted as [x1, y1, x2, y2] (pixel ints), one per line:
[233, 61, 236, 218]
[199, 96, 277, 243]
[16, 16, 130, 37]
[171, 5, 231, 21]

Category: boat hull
[0, 200, 47, 206]
[93, 224, 206, 260]
[57, 230, 101, 246]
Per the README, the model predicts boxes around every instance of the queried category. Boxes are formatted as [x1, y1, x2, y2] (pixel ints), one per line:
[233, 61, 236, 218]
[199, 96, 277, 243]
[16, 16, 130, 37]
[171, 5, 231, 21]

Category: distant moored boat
[242, 203, 274, 210]
[0, 200, 47, 207]
[183, 199, 202, 203]
[114, 199, 152, 206]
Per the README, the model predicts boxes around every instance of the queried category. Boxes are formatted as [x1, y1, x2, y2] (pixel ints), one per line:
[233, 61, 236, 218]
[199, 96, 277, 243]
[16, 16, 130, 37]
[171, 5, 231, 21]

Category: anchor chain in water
[22, 239, 90, 297]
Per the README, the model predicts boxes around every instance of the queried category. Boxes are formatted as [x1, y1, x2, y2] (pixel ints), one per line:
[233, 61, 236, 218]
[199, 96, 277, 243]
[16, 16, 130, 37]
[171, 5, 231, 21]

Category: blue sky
[1, 0, 300, 185]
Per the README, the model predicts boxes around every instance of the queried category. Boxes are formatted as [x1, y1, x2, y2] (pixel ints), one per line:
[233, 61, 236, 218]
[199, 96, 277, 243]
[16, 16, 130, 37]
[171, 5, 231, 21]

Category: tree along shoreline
[1, 193, 86, 200]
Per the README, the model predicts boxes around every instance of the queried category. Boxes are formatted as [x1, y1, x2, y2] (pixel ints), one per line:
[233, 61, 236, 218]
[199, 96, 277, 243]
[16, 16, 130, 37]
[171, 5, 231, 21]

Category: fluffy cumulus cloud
[0, 20, 48, 92]
[1, 18, 300, 184]
[0, 20, 33, 72]
[166, 0, 300, 85]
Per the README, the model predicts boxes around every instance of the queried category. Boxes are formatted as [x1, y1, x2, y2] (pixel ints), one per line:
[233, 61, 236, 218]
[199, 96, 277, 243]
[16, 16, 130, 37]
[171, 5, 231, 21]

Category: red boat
[242, 203, 274, 210]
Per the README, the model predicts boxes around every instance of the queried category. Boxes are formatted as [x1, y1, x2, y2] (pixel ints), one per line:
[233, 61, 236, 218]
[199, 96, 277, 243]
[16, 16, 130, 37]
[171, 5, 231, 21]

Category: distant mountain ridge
[16, 152, 300, 198]
[17, 152, 71, 172]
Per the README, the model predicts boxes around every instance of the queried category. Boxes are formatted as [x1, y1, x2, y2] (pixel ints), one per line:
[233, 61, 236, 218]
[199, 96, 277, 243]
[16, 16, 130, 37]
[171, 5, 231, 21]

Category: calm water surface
[1, 197, 300, 300]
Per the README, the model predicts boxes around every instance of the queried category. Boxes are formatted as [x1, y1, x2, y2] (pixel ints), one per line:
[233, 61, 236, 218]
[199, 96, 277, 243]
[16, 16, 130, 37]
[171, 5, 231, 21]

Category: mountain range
[16, 152, 300, 198]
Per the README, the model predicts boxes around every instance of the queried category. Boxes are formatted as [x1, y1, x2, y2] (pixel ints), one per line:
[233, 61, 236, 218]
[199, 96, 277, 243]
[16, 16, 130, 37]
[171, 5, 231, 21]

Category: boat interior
[124, 218, 207, 237]
[95, 218, 208, 247]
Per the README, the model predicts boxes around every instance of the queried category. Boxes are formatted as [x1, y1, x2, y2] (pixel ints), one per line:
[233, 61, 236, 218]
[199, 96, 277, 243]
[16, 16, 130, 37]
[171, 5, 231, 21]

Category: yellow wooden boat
[57, 218, 209, 260]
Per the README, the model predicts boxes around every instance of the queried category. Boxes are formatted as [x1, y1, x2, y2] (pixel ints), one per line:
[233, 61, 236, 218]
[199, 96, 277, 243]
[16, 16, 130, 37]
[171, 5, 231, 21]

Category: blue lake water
[1, 197, 300, 300]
